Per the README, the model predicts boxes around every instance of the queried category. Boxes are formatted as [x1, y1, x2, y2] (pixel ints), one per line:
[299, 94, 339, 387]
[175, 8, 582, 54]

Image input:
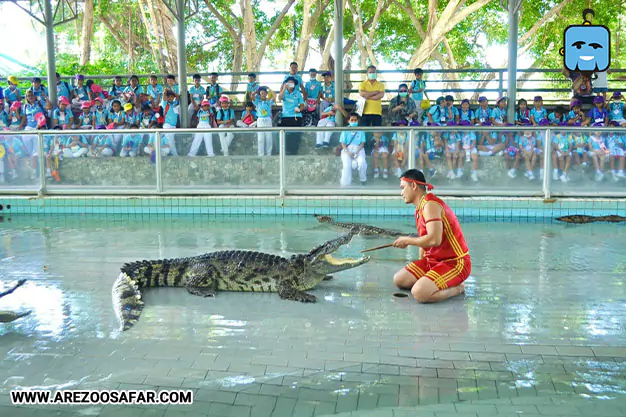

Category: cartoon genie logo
[560, 9, 610, 73]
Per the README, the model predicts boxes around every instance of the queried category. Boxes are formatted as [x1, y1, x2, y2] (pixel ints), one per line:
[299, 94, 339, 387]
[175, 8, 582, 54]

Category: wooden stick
[360, 243, 394, 253]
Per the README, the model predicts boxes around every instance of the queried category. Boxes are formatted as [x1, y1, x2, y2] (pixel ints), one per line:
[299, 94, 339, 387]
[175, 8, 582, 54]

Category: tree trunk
[255, 0, 296, 71]
[79, 0, 95, 66]
[346, 0, 368, 70]
[231, 38, 244, 91]
[137, 0, 168, 73]
[240, 0, 258, 72]
[294, 0, 331, 67]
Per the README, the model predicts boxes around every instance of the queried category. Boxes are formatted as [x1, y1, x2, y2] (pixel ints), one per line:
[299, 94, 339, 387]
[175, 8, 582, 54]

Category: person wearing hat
[188, 99, 215, 157]
[123, 102, 138, 127]
[107, 99, 126, 153]
[250, 86, 275, 156]
[320, 71, 335, 109]
[583, 96, 608, 127]
[4, 75, 23, 109]
[358, 65, 385, 127]
[608, 91, 626, 127]
[77, 101, 94, 130]
[279, 76, 305, 155]
[92, 97, 110, 129]
[284, 62, 306, 97]
[18, 90, 49, 179]
[566, 99, 585, 126]
[52, 97, 74, 129]
[215, 95, 235, 156]
[529, 96, 548, 127]
[392, 169, 471, 303]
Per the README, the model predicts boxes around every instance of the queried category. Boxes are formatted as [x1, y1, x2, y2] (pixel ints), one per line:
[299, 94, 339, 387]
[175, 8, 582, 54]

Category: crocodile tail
[120, 259, 189, 289]
[112, 271, 144, 331]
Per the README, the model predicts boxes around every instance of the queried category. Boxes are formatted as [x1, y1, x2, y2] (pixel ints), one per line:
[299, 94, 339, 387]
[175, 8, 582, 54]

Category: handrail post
[498, 70, 504, 97]
[37, 132, 46, 196]
[543, 128, 551, 199]
[279, 129, 286, 197]
[408, 128, 416, 170]
[155, 131, 163, 193]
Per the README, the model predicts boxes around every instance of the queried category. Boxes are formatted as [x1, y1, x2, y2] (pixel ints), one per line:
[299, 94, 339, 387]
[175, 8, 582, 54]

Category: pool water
[1, 215, 625, 416]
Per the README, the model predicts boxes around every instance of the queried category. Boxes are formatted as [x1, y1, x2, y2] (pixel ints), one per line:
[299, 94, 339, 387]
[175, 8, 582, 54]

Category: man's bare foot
[455, 283, 466, 296]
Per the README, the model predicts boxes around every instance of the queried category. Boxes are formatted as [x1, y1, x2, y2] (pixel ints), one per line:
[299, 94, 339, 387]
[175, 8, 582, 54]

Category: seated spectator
[164, 75, 180, 100]
[77, 101, 94, 129]
[144, 134, 170, 157]
[340, 113, 367, 187]
[235, 102, 258, 128]
[108, 76, 125, 105]
[518, 131, 537, 180]
[4, 136, 26, 181]
[566, 99, 584, 126]
[388, 84, 417, 125]
[20, 91, 49, 177]
[108, 100, 126, 153]
[607, 132, 625, 181]
[548, 106, 566, 125]
[92, 97, 109, 129]
[120, 125, 143, 158]
[124, 103, 139, 127]
[27, 77, 49, 108]
[122, 75, 144, 106]
[90, 132, 114, 157]
[161, 90, 180, 155]
[188, 74, 206, 121]
[391, 125, 409, 177]
[43, 128, 63, 181]
[583, 96, 608, 126]
[188, 100, 215, 157]
[87, 81, 106, 104]
[320, 71, 335, 109]
[146, 75, 164, 107]
[530, 96, 548, 126]
[56, 73, 73, 102]
[138, 104, 156, 129]
[72, 75, 91, 113]
[608, 91, 626, 127]
[0, 105, 8, 130]
[316, 103, 348, 148]
[593, 70, 608, 103]
[571, 131, 589, 167]
[515, 99, 531, 126]
[552, 131, 572, 182]
[62, 135, 89, 158]
[7, 101, 22, 131]
[587, 131, 608, 181]
[372, 132, 391, 179]
[251, 86, 274, 156]
[215, 95, 235, 156]
[52, 97, 74, 129]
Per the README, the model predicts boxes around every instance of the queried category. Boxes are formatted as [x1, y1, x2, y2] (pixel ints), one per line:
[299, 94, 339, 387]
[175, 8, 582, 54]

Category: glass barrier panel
[548, 127, 626, 196]
[0, 131, 42, 190]
[285, 127, 409, 190]
[161, 130, 280, 191]
[42, 131, 157, 189]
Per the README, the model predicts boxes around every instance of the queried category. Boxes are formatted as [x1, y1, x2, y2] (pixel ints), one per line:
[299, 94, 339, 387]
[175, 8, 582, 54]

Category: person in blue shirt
[245, 73, 259, 103]
[587, 131, 608, 181]
[340, 113, 368, 186]
[120, 125, 143, 157]
[548, 107, 566, 126]
[52, 97, 74, 129]
[123, 75, 144, 107]
[215, 95, 236, 156]
[515, 99, 531, 126]
[164, 75, 180, 100]
[92, 97, 110, 129]
[608, 91, 626, 127]
[205, 72, 223, 106]
[4, 136, 27, 181]
[138, 104, 156, 129]
[144, 133, 170, 157]
[316, 103, 348, 148]
[529, 96, 548, 126]
[391, 128, 409, 178]
[481, 96, 507, 158]
[250, 87, 274, 156]
[4, 75, 23, 108]
[0, 107, 8, 130]
[124, 103, 139, 127]
[607, 132, 625, 180]
[62, 135, 89, 158]
[55, 73, 73, 102]
[188, 74, 206, 122]
[7, 101, 23, 131]
[108, 76, 125, 105]
[284, 62, 306, 98]
[408, 68, 428, 120]
[235, 102, 258, 128]
[566, 99, 585, 126]
[28, 77, 50, 108]
[90, 133, 114, 157]
[160, 90, 180, 155]
[551, 131, 572, 182]
[146, 75, 164, 107]
[188, 99, 214, 157]
[304, 68, 322, 116]
[278, 76, 305, 155]
[584, 96, 608, 127]
[77, 101, 94, 129]
[320, 71, 335, 109]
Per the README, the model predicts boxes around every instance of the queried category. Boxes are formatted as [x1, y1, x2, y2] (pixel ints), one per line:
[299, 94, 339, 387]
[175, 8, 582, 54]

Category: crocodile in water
[0, 280, 31, 323]
[314, 214, 415, 238]
[555, 214, 626, 224]
[112, 232, 369, 331]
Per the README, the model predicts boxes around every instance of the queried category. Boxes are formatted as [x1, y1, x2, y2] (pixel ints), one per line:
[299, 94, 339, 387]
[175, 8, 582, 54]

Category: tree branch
[257, 0, 296, 63]
[202, 0, 239, 40]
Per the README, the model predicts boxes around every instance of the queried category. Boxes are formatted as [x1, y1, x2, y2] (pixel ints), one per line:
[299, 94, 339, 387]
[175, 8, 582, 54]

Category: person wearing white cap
[215, 95, 235, 156]
[188, 99, 215, 157]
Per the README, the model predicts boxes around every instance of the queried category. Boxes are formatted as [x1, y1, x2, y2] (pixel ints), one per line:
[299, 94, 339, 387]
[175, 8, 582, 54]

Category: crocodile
[314, 214, 415, 238]
[0, 279, 31, 323]
[112, 232, 369, 331]
[556, 214, 626, 224]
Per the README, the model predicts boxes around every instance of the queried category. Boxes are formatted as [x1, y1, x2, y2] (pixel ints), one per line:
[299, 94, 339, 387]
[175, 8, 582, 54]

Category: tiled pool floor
[0, 215, 625, 416]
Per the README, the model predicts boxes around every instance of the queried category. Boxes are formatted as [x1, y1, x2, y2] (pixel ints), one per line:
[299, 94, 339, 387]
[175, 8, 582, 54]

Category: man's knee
[393, 270, 415, 290]
[410, 278, 438, 303]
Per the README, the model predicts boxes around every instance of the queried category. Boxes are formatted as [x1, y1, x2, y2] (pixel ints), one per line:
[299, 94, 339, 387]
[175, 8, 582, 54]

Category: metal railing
[6, 68, 626, 105]
[1, 125, 625, 199]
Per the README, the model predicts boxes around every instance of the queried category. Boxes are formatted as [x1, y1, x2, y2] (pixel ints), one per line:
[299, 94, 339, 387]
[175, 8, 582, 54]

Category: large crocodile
[112, 232, 369, 331]
[0, 279, 31, 323]
[556, 214, 626, 224]
[314, 214, 415, 238]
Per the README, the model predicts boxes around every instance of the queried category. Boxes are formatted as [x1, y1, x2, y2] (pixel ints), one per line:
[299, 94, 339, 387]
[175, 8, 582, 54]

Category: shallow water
[1, 215, 625, 416]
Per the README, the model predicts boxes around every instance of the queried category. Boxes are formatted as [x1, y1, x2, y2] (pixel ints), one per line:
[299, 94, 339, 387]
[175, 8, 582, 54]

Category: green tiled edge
[0, 196, 624, 221]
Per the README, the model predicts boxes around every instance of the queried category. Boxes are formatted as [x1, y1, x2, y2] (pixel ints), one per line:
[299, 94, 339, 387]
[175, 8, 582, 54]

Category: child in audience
[518, 131, 537, 180]
[122, 75, 144, 106]
[372, 132, 390, 179]
[215, 95, 235, 156]
[607, 132, 625, 180]
[205, 72, 223, 106]
[108, 99, 125, 153]
[108, 76, 125, 104]
[458, 99, 478, 181]
[566, 100, 585, 126]
[138, 104, 156, 129]
[92, 97, 109, 129]
[409, 68, 427, 119]
[43, 128, 63, 181]
[588, 131, 608, 181]
[52, 97, 73, 129]
[480, 96, 507, 157]
[188, 74, 206, 121]
[124, 103, 139, 127]
[584, 96, 608, 126]
[72, 75, 91, 114]
[63, 135, 89, 158]
[236, 102, 257, 128]
[320, 71, 335, 109]
[120, 125, 142, 157]
[161, 90, 180, 155]
[608, 91, 626, 127]
[530, 96, 548, 126]
[77, 101, 94, 129]
[144, 134, 170, 157]
[475, 96, 492, 148]
[245, 73, 259, 103]
[552, 131, 572, 182]
[503, 133, 521, 179]
[316, 103, 347, 148]
[90, 132, 114, 157]
[548, 106, 566, 125]
[391, 126, 409, 178]
[571, 132, 589, 168]
[188, 100, 215, 157]
[251, 87, 274, 156]
[4, 75, 23, 108]
[340, 113, 367, 186]
[7, 101, 22, 131]
[146, 75, 164, 107]
[515, 99, 531, 126]
[4, 136, 26, 180]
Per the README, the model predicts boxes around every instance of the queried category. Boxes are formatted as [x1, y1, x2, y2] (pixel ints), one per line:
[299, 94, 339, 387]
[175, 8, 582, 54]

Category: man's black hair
[445, 95, 454, 101]
[193, 74, 201, 79]
[401, 169, 427, 190]
[166, 74, 175, 80]
[248, 73, 256, 78]
[210, 72, 219, 77]
[289, 61, 298, 67]
[245, 101, 254, 107]
[414, 68, 423, 75]
[348, 112, 361, 120]
[367, 65, 377, 71]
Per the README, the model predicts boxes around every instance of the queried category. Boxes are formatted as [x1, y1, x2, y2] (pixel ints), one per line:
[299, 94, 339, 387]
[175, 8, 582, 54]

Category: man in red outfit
[392, 169, 471, 303]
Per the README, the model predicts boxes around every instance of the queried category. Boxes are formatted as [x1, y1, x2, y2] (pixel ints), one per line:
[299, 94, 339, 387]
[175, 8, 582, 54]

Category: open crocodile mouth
[323, 253, 366, 266]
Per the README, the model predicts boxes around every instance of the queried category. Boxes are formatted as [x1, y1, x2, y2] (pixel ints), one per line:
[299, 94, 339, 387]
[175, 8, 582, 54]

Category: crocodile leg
[0, 310, 31, 323]
[185, 264, 219, 297]
[278, 280, 317, 303]
[0, 279, 26, 299]
[323, 275, 334, 281]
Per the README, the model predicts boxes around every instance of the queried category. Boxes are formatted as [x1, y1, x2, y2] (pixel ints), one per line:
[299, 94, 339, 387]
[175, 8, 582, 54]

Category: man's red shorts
[405, 256, 471, 289]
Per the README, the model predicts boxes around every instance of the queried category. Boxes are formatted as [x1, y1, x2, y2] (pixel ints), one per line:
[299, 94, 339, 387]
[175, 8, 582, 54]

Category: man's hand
[392, 236, 412, 249]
